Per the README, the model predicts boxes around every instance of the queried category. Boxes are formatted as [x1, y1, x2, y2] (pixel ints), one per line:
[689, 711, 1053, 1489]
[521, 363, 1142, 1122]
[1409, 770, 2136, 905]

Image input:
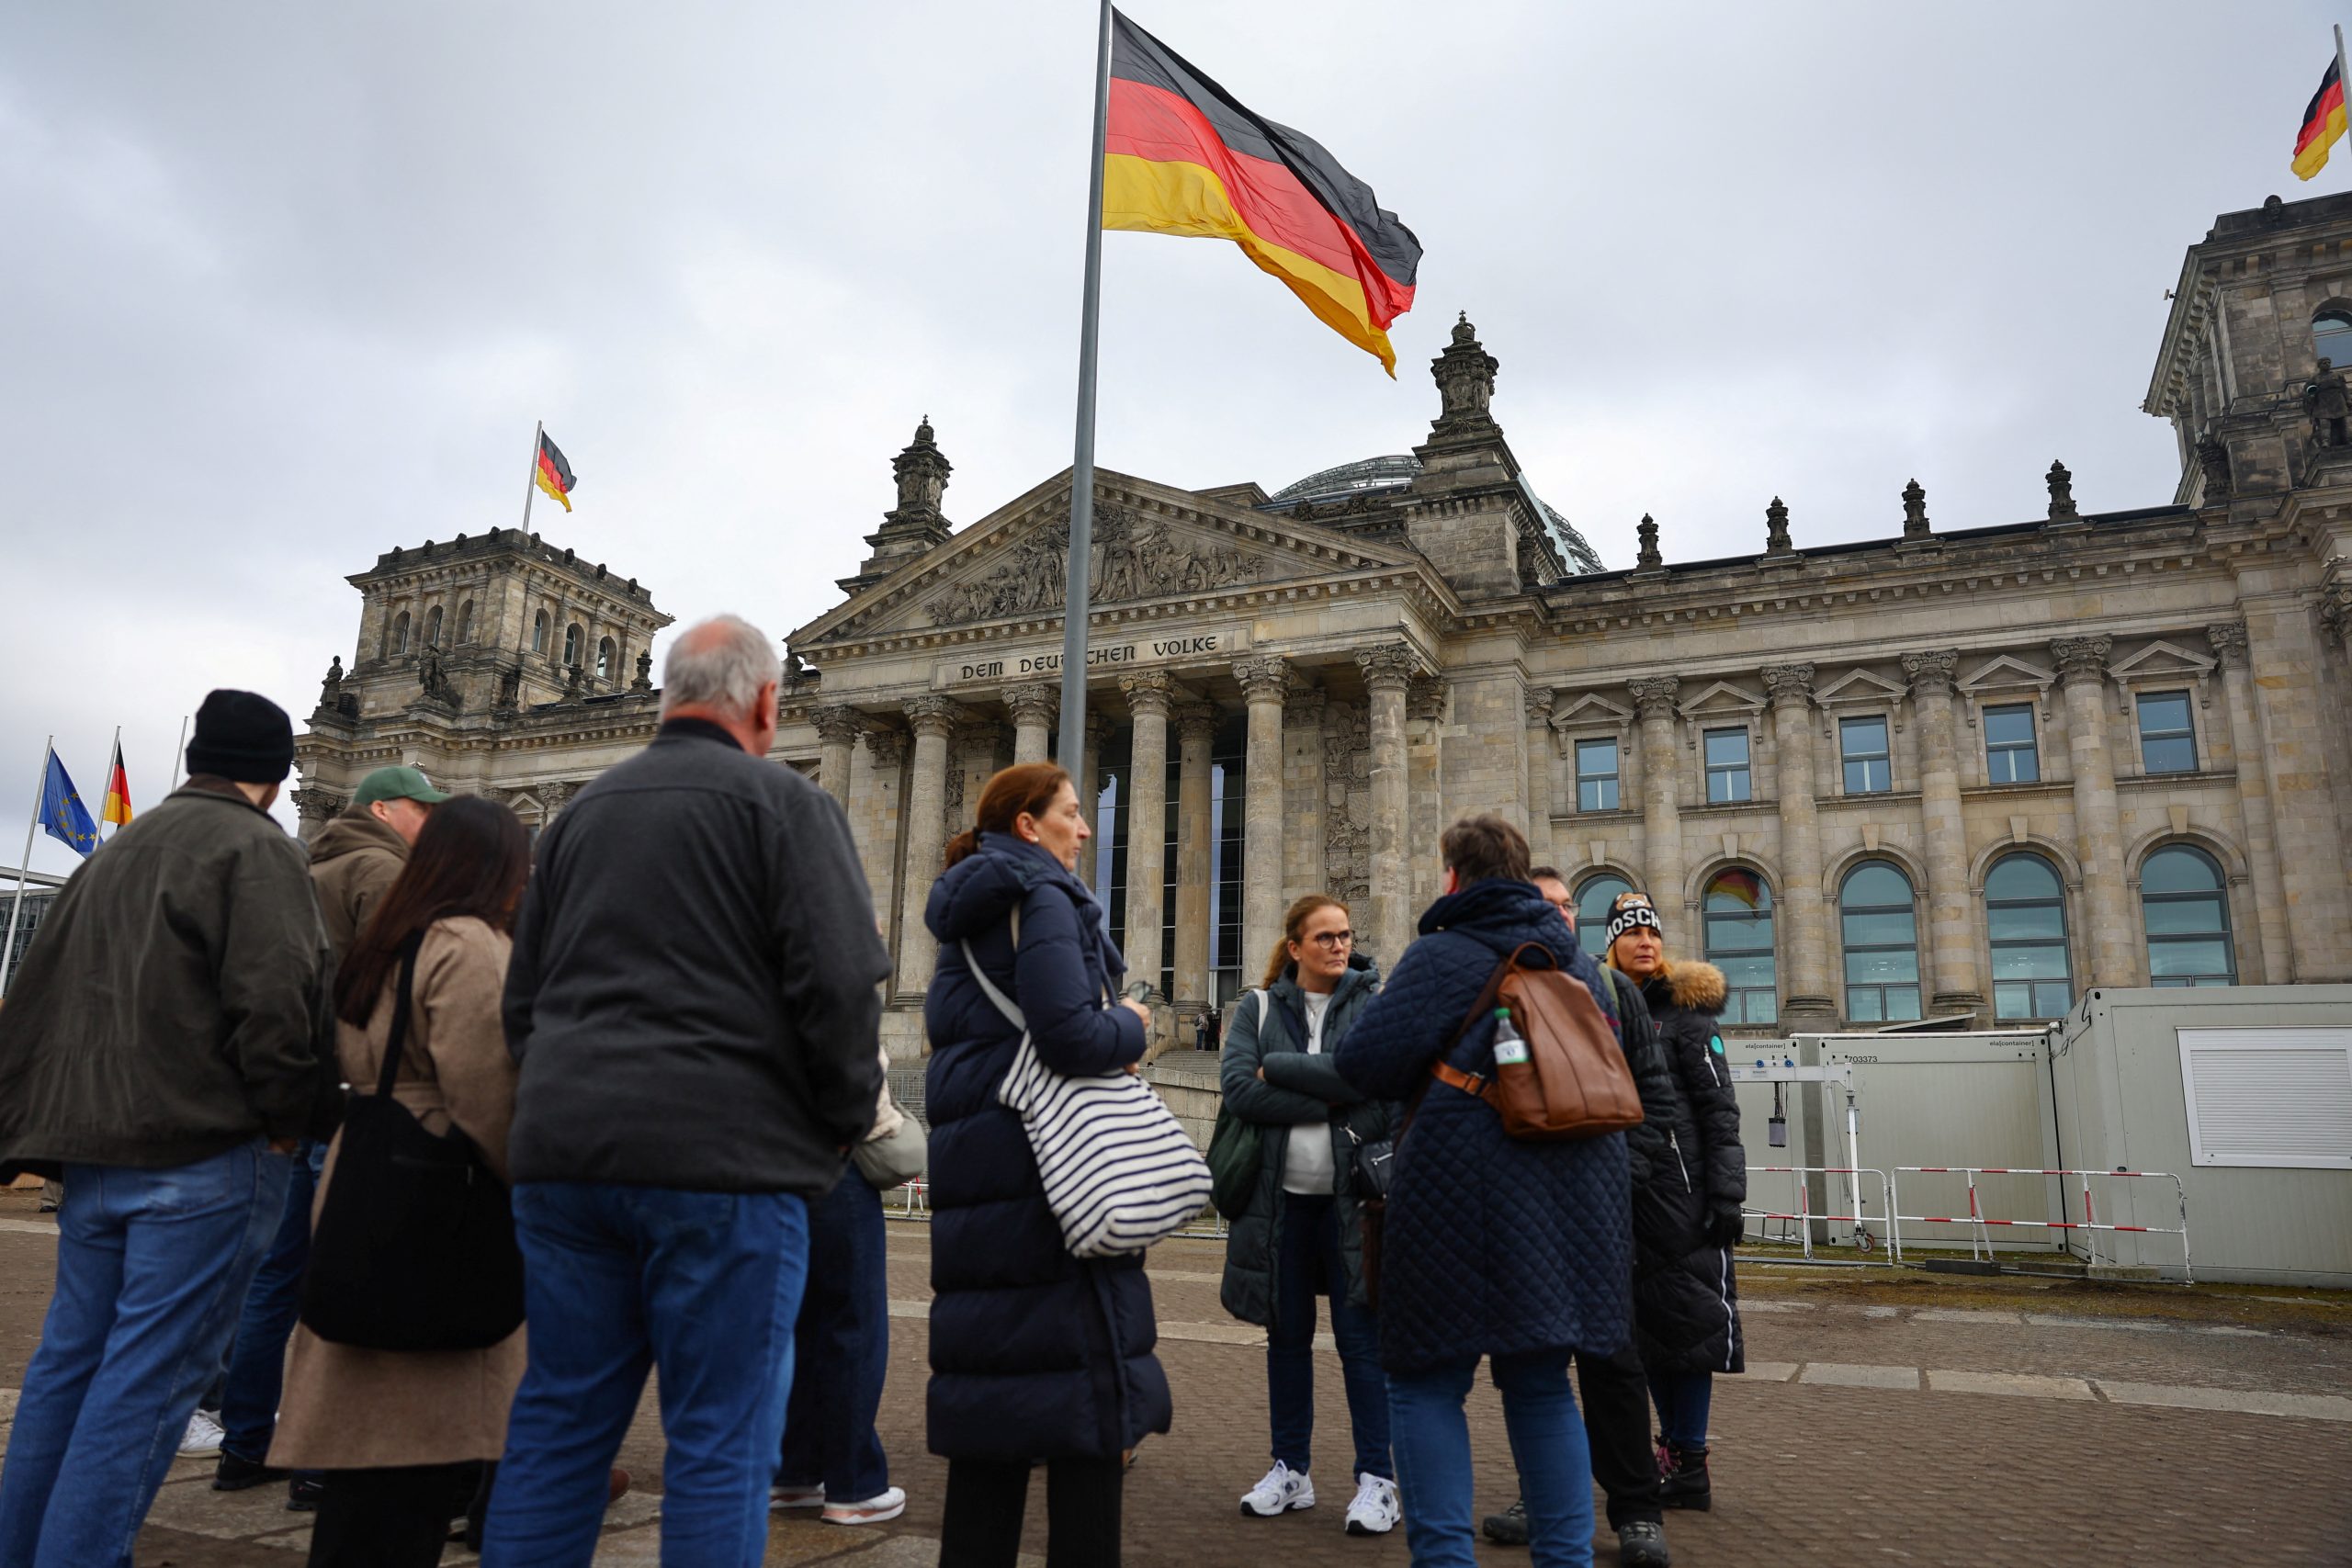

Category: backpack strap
[962, 906, 1027, 1030]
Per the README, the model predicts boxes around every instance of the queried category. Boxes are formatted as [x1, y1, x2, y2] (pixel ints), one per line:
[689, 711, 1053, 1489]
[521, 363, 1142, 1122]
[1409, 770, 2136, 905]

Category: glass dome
[1263, 454, 1603, 574]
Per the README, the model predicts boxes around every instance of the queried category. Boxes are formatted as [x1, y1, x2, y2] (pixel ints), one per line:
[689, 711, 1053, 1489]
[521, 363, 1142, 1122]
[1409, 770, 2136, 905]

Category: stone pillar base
[1929, 991, 1984, 1023]
[1779, 996, 1840, 1027]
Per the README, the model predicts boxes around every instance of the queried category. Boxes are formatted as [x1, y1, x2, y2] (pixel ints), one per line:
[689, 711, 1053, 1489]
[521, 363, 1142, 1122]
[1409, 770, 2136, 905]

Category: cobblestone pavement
[2, 1206, 2348, 1566]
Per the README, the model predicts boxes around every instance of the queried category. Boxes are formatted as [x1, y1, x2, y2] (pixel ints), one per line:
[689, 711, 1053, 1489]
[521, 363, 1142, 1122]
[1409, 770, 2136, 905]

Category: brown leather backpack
[1429, 942, 1645, 1140]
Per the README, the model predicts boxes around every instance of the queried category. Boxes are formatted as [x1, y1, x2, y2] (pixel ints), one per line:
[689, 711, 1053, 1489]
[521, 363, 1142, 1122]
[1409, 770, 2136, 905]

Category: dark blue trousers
[776, 1168, 891, 1503]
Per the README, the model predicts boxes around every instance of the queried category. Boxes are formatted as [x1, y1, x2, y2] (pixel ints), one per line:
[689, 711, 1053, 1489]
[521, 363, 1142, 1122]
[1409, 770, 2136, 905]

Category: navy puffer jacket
[1334, 876, 1634, 1375]
[922, 833, 1172, 1461]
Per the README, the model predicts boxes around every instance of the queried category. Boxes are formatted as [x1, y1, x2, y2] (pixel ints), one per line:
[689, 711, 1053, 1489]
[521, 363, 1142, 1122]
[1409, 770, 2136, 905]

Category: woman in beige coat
[271, 796, 531, 1568]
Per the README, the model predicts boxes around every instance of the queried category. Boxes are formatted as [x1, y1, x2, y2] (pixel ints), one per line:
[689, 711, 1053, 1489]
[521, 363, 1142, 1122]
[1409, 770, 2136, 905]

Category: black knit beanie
[185, 690, 295, 784]
[1604, 890, 1664, 949]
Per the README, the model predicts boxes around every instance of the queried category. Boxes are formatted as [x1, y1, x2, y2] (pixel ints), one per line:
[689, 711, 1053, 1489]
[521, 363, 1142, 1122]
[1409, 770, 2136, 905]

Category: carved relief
[1322, 698, 1372, 907]
[924, 505, 1263, 626]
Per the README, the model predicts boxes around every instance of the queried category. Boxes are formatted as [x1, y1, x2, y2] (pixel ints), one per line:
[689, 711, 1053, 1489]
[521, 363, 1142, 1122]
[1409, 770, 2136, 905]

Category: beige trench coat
[270, 916, 526, 1470]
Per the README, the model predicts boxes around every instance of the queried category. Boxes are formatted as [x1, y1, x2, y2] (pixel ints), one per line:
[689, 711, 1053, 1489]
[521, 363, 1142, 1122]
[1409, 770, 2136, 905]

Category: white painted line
[1858, 1305, 1899, 1319]
[1926, 1370, 2094, 1401]
[2093, 1381, 2352, 1424]
[1798, 1362, 1921, 1390]
[1737, 1300, 1813, 1314]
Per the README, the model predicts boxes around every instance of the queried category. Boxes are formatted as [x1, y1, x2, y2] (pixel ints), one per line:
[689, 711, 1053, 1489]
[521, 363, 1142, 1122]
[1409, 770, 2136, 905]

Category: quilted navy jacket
[922, 832, 1172, 1461]
[1334, 876, 1634, 1374]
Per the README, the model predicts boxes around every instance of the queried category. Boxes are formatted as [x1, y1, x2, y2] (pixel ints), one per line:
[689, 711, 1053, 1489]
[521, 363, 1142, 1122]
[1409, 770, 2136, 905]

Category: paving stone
[1798, 1362, 1921, 1390]
[1728, 1361, 1801, 1382]
[1926, 1369, 2094, 1400]
[1157, 1319, 1264, 1347]
[590, 1523, 664, 1566]
[1913, 1308, 2024, 1325]
[144, 1474, 308, 1540]
[2094, 1380, 2352, 1423]
[2024, 1313, 2167, 1332]
[1858, 1305, 1900, 1318]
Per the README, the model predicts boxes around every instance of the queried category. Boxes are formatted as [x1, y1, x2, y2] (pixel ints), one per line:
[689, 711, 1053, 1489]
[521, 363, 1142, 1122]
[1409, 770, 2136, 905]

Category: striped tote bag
[966, 936, 1211, 1258]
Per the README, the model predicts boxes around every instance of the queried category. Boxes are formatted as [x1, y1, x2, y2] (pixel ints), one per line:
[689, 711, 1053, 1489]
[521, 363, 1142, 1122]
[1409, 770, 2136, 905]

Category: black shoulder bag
[299, 936, 526, 1351]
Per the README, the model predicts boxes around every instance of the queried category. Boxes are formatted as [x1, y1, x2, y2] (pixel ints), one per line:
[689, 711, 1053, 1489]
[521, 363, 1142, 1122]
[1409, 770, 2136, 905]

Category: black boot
[1657, 1443, 1711, 1511]
[1618, 1518, 1672, 1566]
[1480, 1495, 1529, 1546]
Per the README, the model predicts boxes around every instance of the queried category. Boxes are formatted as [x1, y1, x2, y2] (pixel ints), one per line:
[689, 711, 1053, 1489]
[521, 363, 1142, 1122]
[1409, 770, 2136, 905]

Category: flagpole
[2, 739, 53, 1001]
[102, 726, 121, 840]
[521, 419, 543, 537]
[171, 714, 188, 791]
[1056, 0, 1114, 787]
[2336, 24, 2349, 162]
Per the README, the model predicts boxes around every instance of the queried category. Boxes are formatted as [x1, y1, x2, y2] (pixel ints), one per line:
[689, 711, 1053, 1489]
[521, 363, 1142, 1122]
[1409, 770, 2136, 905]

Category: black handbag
[1344, 1125, 1394, 1201]
[299, 938, 526, 1352]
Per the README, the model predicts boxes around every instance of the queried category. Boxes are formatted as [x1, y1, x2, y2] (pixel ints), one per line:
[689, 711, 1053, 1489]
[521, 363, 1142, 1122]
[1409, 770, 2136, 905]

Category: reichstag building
[297, 192, 2352, 1060]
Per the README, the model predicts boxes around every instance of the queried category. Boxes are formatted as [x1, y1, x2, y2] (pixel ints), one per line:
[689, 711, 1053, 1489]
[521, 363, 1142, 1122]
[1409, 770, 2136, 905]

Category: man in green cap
[308, 765, 449, 960]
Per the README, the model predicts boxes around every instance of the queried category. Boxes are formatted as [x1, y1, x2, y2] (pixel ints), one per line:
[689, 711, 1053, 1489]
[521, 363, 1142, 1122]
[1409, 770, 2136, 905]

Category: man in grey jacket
[483, 615, 889, 1566]
[0, 690, 326, 1568]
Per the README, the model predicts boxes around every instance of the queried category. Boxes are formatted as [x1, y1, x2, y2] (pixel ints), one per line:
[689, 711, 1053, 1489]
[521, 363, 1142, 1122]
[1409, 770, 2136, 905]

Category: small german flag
[1102, 10, 1419, 374]
[101, 736, 132, 829]
[535, 429, 576, 513]
[2295, 56, 2346, 181]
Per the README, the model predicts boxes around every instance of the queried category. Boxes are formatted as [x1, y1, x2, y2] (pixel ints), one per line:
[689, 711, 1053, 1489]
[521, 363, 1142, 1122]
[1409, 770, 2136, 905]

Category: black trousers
[1577, 1341, 1665, 1529]
[939, 1455, 1125, 1568]
[303, 1463, 473, 1568]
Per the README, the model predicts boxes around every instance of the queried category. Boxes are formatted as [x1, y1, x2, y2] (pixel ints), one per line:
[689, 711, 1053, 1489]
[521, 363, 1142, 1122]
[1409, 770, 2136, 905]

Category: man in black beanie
[0, 689, 334, 1568]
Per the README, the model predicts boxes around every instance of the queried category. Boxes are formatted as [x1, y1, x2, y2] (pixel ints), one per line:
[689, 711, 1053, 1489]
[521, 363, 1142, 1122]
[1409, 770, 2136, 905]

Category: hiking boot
[1657, 1443, 1711, 1511]
[212, 1450, 286, 1492]
[1619, 1518, 1672, 1566]
[1480, 1496, 1529, 1546]
[1343, 1473, 1399, 1536]
[1239, 1461, 1315, 1517]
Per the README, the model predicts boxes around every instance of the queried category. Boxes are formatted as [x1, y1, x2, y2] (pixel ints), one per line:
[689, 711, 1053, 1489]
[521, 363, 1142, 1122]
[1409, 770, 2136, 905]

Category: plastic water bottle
[1491, 1007, 1529, 1066]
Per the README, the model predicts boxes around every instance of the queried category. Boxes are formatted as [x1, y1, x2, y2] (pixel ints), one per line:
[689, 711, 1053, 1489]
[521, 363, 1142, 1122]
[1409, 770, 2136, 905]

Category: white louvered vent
[2177, 1029, 2352, 1169]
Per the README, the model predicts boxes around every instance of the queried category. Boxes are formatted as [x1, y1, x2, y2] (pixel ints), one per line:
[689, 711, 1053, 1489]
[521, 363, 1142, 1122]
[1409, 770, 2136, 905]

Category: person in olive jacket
[1218, 894, 1397, 1537]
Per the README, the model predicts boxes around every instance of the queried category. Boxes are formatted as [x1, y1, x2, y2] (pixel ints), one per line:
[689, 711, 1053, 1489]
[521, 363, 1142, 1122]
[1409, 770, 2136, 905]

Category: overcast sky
[1, 1, 2339, 872]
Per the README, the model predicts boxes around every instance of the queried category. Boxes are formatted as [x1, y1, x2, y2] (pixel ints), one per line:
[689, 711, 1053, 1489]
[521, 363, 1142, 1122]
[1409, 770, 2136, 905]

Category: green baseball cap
[352, 764, 452, 810]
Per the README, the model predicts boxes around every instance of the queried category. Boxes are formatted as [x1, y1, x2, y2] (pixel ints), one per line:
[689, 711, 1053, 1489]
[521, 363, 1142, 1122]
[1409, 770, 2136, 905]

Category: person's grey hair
[659, 615, 780, 719]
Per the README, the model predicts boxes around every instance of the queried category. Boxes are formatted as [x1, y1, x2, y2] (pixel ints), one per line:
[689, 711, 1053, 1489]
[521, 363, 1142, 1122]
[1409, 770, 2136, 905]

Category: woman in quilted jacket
[922, 762, 1163, 1568]
[1601, 890, 1746, 1512]
[1334, 815, 1633, 1568]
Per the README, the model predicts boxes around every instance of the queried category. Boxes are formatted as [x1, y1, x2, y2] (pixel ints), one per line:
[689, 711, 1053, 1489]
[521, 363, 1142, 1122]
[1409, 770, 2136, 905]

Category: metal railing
[1891, 1167, 2192, 1281]
[1743, 1164, 1902, 1264]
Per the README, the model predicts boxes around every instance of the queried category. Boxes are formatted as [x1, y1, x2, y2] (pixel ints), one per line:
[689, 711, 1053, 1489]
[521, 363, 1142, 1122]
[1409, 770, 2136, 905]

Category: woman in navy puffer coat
[923, 762, 1169, 1568]
[1335, 817, 1633, 1568]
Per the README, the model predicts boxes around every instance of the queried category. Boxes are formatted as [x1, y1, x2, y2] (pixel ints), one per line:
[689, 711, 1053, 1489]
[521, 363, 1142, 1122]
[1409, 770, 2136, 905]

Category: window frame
[1838, 860, 1922, 1022]
[1574, 738, 1621, 813]
[1573, 872, 1634, 953]
[455, 600, 475, 645]
[1701, 867, 1777, 1025]
[562, 623, 583, 667]
[1838, 714, 1892, 795]
[596, 637, 616, 681]
[1983, 702, 2040, 784]
[2314, 309, 2352, 369]
[2141, 844, 2237, 988]
[532, 611, 549, 654]
[1702, 727, 1752, 804]
[391, 611, 411, 656]
[2134, 689, 2198, 775]
[1985, 852, 2075, 1021]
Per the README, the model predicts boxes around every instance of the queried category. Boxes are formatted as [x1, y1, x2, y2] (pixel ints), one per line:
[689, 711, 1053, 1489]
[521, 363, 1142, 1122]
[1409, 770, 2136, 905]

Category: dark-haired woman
[923, 761, 1164, 1568]
[270, 795, 533, 1568]
[1220, 894, 1397, 1535]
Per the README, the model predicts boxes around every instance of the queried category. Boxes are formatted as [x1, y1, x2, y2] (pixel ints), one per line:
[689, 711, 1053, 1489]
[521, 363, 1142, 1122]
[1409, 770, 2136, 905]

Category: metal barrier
[1743, 1165, 1902, 1265]
[1892, 1167, 2193, 1282]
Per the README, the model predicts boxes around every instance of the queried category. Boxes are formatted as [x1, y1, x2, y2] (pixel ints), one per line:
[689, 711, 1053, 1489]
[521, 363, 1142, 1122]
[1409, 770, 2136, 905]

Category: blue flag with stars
[40, 750, 100, 858]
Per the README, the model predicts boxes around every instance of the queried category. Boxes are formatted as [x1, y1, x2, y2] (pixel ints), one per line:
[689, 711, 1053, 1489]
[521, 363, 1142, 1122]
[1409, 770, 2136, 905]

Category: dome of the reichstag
[1262, 454, 1604, 575]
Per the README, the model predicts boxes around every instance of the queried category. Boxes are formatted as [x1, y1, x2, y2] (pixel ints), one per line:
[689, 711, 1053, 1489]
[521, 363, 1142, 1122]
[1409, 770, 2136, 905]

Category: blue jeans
[776, 1169, 890, 1503]
[0, 1142, 290, 1568]
[1647, 1369, 1713, 1450]
[481, 1181, 810, 1568]
[1387, 1349, 1594, 1568]
[220, 1138, 328, 1464]
[1269, 1193, 1391, 1482]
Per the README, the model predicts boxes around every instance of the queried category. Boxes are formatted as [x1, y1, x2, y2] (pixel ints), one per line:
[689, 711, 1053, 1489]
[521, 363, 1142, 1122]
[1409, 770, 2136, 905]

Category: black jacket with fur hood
[1629, 959, 1747, 1376]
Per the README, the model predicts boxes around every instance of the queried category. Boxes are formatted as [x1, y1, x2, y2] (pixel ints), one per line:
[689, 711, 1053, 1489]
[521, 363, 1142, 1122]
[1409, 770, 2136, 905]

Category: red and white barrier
[1891, 1167, 2192, 1282]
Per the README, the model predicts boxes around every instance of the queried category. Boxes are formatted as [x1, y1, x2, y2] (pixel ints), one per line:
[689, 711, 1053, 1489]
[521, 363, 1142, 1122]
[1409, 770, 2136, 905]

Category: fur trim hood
[1663, 958, 1726, 1012]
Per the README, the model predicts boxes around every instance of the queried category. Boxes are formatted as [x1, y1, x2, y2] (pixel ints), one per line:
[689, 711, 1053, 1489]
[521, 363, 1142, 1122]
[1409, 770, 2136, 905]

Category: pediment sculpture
[923, 505, 1263, 627]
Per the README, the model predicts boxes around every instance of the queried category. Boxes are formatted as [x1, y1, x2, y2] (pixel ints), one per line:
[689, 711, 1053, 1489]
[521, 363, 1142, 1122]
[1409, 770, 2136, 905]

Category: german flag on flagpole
[534, 428, 576, 513]
[100, 731, 131, 829]
[1102, 10, 1419, 374]
[2295, 40, 2348, 181]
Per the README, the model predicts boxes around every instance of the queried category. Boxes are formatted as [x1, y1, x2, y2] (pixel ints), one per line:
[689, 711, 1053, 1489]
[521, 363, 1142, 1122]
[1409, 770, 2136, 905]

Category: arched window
[2143, 846, 2236, 987]
[1987, 853, 2073, 1021]
[2315, 309, 2352, 368]
[1702, 868, 1776, 1024]
[532, 610, 549, 654]
[391, 611, 411, 655]
[455, 600, 474, 645]
[424, 604, 443, 647]
[1839, 861, 1921, 1022]
[562, 624, 582, 666]
[1573, 873, 1633, 953]
[596, 637, 616, 681]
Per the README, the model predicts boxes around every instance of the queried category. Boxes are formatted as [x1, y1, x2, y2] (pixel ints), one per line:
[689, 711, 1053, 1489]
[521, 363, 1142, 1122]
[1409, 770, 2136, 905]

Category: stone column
[1282, 674, 1328, 906]
[2052, 637, 2135, 987]
[1408, 675, 1448, 919]
[1901, 651, 1983, 1016]
[897, 696, 964, 994]
[810, 705, 864, 810]
[1234, 655, 1291, 975]
[1524, 686, 1556, 866]
[1006, 682, 1055, 766]
[1358, 643, 1418, 973]
[855, 728, 908, 935]
[1630, 677, 1684, 925]
[291, 786, 346, 846]
[2206, 625, 2291, 982]
[1118, 672, 1176, 996]
[1080, 708, 1115, 891]
[1763, 664, 1835, 1022]
[2242, 603, 2352, 980]
[1172, 700, 1219, 1009]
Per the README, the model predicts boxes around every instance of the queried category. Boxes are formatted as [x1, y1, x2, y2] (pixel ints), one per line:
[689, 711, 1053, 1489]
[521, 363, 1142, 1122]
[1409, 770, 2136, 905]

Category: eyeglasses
[1302, 931, 1354, 950]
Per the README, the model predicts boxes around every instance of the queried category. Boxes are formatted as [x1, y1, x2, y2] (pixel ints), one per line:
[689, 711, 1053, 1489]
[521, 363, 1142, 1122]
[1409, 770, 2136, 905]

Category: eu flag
[40, 750, 100, 858]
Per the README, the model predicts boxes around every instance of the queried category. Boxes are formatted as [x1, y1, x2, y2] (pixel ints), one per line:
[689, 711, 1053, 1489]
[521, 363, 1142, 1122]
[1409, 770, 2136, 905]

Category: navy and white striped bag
[966, 931, 1211, 1258]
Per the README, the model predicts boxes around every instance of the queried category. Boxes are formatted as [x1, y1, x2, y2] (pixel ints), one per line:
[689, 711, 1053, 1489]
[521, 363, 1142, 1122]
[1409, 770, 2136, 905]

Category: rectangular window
[1575, 739, 1620, 812]
[2137, 691, 2197, 774]
[1703, 728, 1751, 804]
[1984, 703, 2040, 784]
[1839, 716, 1891, 794]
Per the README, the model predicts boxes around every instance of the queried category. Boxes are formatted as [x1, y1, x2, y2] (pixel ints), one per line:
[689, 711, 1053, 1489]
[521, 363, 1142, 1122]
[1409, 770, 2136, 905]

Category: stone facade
[298, 196, 2352, 1060]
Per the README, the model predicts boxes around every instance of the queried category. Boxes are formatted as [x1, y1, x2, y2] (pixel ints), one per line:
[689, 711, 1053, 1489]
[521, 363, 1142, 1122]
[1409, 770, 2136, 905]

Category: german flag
[100, 737, 131, 829]
[535, 429, 576, 513]
[1102, 11, 1419, 374]
[2295, 56, 2346, 181]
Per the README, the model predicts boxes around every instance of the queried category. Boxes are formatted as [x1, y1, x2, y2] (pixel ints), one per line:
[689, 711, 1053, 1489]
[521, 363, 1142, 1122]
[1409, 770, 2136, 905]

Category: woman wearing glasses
[1218, 895, 1399, 1538]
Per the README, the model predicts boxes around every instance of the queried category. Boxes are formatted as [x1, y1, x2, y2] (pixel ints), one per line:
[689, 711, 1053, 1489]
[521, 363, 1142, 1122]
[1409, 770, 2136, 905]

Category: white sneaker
[770, 1483, 824, 1511]
[1344, 1472, 1400, 1536]
[821, 1486, 906, 1525]
[1240, 1461, 1315, 1517]
[178, 1409, 225, 1458]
